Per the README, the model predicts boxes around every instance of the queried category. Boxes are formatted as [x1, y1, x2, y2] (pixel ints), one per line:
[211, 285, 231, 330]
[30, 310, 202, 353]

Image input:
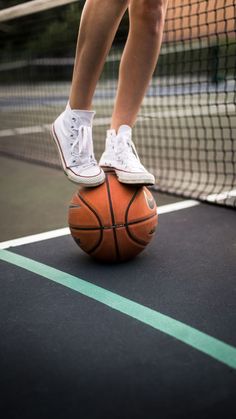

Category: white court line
[1, 103, 235, 138]
[206, 189, 236, 202]
[141, 103, 236, 118]
[157, 200, 199, 214]
[0, 118, 111, 138]
[0, 227, 70, 250]
[0, 200, 199, 250]
[0, 125, 50, 137]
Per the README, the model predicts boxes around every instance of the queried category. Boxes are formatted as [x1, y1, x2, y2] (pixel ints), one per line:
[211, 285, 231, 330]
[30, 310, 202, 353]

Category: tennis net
[0, 0, 235, 207]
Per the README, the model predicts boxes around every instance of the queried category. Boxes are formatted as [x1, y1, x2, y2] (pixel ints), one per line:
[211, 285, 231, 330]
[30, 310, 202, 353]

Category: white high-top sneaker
[51, 103, 105, 186]
[99, 125, 155, 185]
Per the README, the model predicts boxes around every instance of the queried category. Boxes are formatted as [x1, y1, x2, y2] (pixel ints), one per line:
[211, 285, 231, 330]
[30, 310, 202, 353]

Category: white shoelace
[70, 119, 97, 168]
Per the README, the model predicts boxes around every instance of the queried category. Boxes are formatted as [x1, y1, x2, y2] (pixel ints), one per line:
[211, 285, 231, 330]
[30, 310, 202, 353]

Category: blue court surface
[0, 200, 236, 419]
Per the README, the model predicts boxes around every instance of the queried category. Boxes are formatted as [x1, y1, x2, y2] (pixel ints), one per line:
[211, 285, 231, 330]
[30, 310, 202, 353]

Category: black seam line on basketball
[125, 187, 150, 246]
[126, 215, 157, 247]
[69, 213, 157, 231]
[77, 192, 103, 254]
[102, 168, 115, 173]
[105, 175, 120, 261]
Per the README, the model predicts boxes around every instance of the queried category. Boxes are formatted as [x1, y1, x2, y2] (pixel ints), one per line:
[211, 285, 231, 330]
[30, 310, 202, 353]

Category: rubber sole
[101, 166, 155, 186]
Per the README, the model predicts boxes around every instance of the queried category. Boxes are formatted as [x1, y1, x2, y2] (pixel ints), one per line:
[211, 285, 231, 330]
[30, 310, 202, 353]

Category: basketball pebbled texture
[68, 171, 158, 263]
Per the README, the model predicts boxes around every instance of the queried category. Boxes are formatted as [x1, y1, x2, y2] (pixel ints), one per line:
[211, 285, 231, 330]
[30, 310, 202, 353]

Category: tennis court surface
[1, 196, 236, 419]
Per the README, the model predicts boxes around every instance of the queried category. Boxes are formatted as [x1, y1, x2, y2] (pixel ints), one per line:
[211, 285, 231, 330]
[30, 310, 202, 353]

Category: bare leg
[111, 0, 169, 131]
[69, 0, 129, 110]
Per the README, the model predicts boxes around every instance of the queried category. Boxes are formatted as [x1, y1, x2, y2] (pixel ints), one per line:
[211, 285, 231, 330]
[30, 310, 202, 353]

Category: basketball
[68, 171, 158, 263]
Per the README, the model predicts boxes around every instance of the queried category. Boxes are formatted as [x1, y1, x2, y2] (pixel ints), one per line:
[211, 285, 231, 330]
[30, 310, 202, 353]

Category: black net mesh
[0, 0, 235, 206]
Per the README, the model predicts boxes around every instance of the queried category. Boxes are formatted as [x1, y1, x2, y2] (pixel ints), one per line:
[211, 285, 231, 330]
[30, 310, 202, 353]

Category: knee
[132, 0, 167, 34]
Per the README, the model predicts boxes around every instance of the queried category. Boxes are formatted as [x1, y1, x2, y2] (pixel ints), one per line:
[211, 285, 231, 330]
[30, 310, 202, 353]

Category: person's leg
[99, 0, 168, 185]
[52, 0, 129, 186]
[111, 0, 169, 130]
[69, 0, 129, 110]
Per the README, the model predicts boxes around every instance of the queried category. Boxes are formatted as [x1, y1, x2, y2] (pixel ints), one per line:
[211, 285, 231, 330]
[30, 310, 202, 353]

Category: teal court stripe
[1, 248, 236, 369]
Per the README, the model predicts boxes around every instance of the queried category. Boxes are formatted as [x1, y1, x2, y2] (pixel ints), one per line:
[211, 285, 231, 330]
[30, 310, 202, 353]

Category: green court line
[1, 248, 236, 369]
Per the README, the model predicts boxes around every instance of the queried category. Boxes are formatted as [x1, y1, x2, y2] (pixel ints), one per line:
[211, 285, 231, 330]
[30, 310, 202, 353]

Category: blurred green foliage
[0, 1, 129, 61]
[0, 0, 29, 6]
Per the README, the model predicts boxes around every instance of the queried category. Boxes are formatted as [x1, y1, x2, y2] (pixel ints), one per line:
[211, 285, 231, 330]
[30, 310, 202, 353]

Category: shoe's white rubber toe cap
[67, 165, 105, 186]
[114, 169, 155, 185]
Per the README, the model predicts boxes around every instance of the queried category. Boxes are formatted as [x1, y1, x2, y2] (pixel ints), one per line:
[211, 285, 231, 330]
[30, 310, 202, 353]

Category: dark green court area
[0, 175, 235, 418]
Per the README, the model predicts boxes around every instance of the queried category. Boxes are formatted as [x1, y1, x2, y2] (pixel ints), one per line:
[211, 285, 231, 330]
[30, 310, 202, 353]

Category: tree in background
[0, 1, 129, 61]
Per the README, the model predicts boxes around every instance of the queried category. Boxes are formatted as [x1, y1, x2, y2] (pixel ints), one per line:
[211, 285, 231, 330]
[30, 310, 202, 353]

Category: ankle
[110, 124, 132, 134]
[68, 96, 92, 110]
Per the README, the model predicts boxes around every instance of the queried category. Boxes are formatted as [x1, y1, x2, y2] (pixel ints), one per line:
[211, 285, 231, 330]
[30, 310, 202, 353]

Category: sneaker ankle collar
[66, 102, 96, 123]
[117, 125, 132, 135]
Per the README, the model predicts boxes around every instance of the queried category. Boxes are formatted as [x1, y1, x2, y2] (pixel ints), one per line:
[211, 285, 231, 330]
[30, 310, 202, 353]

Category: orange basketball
[68, 171, 158, 263]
